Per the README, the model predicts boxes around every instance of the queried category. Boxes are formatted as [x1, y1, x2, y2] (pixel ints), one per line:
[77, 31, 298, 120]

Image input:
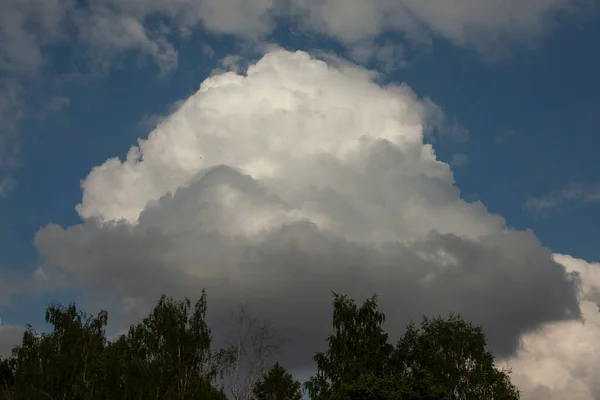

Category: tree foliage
[392, 314, 520, 399]
[0, 290, 520, 400]
[305, 293, 394, 399]
[7, 303, 108, 399]
[1, 291, 230, 400]
[227, 306, 286, 400]
[306, 293, 520, 400]
[0, 358, 13, 393]
[329, 373, 448, 400]
[107, 291, 232, 399]
[253, 362, 302, 400]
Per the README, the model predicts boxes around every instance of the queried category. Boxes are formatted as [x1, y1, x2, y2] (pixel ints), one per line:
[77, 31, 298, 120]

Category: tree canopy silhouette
[1, 290, 519, 400]
[305, 293, 520, 400]
[253, 362, 302, 400]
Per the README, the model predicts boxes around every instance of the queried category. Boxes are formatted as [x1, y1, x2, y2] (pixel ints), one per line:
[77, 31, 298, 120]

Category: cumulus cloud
[0, 0, 590, 201]
[525, 182, 600, 216]
[504, 254, 600, 400]
[35, 51, 580, 376]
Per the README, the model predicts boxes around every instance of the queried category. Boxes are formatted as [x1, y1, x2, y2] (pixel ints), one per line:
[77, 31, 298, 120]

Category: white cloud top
[77, 50, 502, 244]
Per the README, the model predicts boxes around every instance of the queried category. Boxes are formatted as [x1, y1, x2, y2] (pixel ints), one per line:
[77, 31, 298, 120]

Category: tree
[226, 305, 286, 400]
[106, 291, 231, 399]
[0, 357, 13, 395]
[2, 291, 231, 400]
[392, 314, 520, 400]
[329, 373, 448, 400]
[8, 303, 108, 399]
[1, 291, 520, 400]
[305, 293, 394, 399]
[306, 293, 520, 400]
[252, 362, 302, 400]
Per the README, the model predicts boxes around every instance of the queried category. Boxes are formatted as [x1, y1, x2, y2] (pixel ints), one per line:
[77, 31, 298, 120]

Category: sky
[0, 0, 600, 398]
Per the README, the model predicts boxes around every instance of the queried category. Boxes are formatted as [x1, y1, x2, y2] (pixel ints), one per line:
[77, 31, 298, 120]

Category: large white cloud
[35, 50, 580, 379]
[76, 49, 494, 236]
[505, 254, 600, 400]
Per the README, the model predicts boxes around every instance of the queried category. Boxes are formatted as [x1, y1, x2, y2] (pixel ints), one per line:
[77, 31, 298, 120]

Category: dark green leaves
[8, 304, 108, 399]
[329, 373, 448, 400]
[306, 293, 394, 399]
[2, 290, 520, 400]
[2, 292, 230, 400]
[307, 294, 520, 400]
[253, 362, 302, 400]
[393, 314, 520, 400]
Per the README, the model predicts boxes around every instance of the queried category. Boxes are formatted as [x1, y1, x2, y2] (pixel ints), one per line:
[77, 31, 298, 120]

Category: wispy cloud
[450, 153, 469, 166]
[525, 183, 600, 216]
[1, 0, 592, 78]
[495, 129, 518, 143]
[0, 80, 23, 197]
[47, 96, 71, 112]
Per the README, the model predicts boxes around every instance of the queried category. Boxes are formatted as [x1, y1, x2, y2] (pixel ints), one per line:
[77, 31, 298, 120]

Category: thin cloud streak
[525, 183, 600, 216]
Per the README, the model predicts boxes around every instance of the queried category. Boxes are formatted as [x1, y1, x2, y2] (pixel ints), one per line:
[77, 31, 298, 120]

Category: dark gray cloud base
[35, 164, 580, 370]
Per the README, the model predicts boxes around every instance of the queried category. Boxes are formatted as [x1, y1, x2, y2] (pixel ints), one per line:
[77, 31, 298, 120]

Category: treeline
[0, 290, 520, 399]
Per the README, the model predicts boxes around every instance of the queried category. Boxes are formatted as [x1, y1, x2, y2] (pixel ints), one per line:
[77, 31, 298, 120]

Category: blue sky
[1, 1, 600, 397]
